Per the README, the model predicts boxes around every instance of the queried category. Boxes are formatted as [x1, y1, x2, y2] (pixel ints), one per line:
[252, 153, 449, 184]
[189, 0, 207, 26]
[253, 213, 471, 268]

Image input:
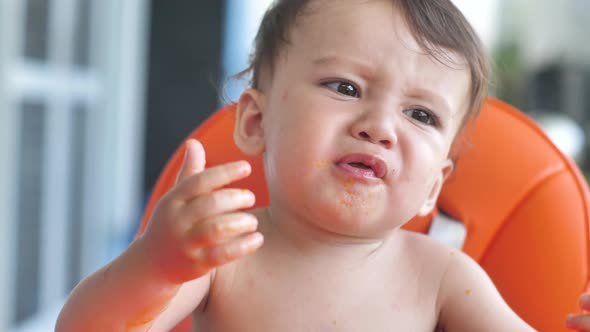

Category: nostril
[379, 139, 392, 148]
[359, 131, 370, 139]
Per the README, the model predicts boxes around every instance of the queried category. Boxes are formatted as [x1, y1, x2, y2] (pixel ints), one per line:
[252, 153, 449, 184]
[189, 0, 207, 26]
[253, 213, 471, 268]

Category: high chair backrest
[138, 98, 590, 332]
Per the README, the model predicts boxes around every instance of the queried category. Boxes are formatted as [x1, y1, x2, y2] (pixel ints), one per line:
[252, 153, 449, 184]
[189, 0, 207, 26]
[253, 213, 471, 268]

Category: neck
[256, 205, 401, 265]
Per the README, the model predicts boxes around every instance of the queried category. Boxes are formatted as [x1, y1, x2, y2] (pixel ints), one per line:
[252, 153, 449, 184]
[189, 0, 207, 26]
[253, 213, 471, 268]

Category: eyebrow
[311, 55, 377, 79]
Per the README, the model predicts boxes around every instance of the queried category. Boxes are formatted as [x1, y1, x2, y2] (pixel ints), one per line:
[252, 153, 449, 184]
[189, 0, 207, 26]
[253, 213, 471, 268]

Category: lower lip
[334, 163, 380, 182]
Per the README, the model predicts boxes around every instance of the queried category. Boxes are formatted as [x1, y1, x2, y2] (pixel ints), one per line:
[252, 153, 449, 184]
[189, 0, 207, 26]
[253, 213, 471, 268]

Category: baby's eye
[323, 81, 359, 98]
[404, 108, 438, 127]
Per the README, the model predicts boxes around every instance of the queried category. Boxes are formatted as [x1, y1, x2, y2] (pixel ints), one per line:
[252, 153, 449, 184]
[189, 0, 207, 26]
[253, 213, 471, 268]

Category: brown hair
[239, 0, 490, 129]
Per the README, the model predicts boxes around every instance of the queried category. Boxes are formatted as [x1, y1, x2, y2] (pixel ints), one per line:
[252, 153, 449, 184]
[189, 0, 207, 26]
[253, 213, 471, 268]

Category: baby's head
[233, 0, 490, 235]
[242, 0, 489, 142]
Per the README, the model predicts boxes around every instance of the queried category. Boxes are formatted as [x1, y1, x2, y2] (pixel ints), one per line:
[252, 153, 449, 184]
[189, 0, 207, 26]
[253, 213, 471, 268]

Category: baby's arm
[566, 293, 590, 331]
[436, 251, 534, 331]
[56, 139, 262, 331]
[55, 238, 207, 332]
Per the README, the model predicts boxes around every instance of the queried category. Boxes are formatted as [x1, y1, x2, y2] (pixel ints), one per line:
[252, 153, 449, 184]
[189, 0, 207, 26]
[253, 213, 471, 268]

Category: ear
[234, 88, 266, 156]
[417, 158, 454, 216]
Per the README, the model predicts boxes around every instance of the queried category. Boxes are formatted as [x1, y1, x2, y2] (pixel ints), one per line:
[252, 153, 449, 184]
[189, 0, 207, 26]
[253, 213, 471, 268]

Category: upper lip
[336, 153, 388, 179]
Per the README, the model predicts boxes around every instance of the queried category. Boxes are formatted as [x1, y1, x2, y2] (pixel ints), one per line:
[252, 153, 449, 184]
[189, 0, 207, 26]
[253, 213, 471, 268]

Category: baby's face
[258, 0, 470, 237]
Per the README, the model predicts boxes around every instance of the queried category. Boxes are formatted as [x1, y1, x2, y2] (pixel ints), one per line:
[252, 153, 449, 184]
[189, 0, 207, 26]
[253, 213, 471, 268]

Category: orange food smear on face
[465, 289, 472, 295]
[340, 199, 352, 207]
[314, 160, 329, 169]
[343, 178, 356, 194]
[343, 178, 355, 188]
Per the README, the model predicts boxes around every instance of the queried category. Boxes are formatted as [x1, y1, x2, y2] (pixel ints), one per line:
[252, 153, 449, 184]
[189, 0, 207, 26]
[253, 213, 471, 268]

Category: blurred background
[0, 0, 588, 331]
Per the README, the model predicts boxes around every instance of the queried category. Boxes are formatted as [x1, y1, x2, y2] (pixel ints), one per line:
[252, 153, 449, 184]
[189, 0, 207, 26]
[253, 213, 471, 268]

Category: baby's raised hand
[567, 293, 590, 331]
[139, 139, 263, 284]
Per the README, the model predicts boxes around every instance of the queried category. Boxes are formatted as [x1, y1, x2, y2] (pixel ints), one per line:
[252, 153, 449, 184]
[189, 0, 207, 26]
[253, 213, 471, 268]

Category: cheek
[265, 110, 335, 158]
[398, 142, 445, 196]
[400, 126, 450, 171]
[263, 129, 317, 188]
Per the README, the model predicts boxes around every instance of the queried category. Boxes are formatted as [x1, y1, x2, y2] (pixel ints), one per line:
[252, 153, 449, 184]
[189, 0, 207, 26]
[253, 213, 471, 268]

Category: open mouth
[336, 154, 387, 179]
[348, 162, 372, 170]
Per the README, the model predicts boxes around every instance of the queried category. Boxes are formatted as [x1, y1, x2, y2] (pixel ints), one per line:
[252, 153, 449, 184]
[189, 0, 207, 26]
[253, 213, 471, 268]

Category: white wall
[497, 0, 590, 68]
[452, 0, 500, 49]
[0, 0, 150, 330]
[0, 1, 24, 330]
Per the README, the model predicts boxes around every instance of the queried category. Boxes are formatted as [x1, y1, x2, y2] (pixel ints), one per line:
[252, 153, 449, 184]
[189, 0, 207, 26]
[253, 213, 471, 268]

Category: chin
[310, 200, 396, 237]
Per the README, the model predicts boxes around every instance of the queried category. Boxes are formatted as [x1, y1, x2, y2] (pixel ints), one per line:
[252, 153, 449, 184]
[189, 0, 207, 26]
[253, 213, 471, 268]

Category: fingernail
[246, 233, 264, 249]
[183, 140, 193, 161]
[241, 189, 254, 199]
[237, 161, 251, 175]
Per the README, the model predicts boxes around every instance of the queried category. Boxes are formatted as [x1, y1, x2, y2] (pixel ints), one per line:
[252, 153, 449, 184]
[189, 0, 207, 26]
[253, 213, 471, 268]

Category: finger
[180, 188, 255, 222]
[174, 160, 252, 200]
[185, 212, 258, 248]
[580, 293, 590, 312]
[176, 139, 206, 184]
[566, 314, 590, 330]
[192, 232, 264, 268]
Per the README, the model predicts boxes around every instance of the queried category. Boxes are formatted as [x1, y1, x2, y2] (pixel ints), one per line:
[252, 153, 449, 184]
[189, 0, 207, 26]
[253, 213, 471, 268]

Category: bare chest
[192, 257, 440, 331]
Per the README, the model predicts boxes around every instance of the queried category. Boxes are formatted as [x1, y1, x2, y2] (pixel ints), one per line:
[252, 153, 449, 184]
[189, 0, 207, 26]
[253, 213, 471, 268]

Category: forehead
[289, 0, 467, 70]
[292, 0, 415, 52]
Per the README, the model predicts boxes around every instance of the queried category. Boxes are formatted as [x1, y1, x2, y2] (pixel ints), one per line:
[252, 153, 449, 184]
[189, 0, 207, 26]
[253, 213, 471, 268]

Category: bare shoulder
[394, 230, 463, 294]
[386, 230, 459, 304]
[394, 229, 458, 272]
[394, 230, 533, 331]
[431, 240, 534, 331]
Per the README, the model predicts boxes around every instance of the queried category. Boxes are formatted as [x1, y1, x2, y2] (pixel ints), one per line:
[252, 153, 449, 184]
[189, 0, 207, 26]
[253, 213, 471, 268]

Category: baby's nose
[352, 120, 397, 149]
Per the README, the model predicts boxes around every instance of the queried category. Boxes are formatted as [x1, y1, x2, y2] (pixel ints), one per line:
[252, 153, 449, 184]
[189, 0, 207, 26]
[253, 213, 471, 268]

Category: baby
[57, 0, 589, 331]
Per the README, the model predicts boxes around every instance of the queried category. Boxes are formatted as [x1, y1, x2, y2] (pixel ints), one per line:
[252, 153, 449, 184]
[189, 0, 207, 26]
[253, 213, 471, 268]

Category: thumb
[176, 139, 206, 184]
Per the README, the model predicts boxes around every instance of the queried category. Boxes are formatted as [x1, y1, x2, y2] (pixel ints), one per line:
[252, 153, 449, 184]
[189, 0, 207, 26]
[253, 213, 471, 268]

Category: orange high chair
[138, 98, 590, 331]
